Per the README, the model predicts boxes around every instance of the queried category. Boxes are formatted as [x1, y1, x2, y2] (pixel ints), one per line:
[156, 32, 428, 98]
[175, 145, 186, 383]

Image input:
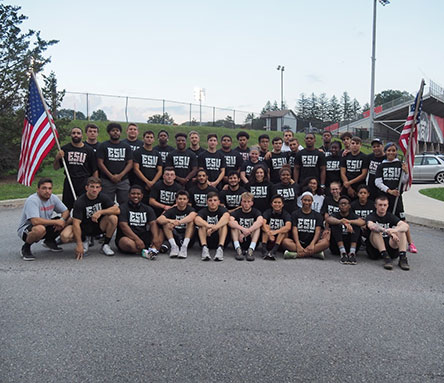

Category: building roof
[260, 109, 297, 119]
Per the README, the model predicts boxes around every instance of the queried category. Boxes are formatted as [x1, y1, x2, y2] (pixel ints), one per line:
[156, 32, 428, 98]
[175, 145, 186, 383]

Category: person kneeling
[72, 177, 120, 259]
[261, 195, 292, 260]
[326, 195, 365, 265]
[194, 192, 230, 261]
[157, 190, 197, 259]
[366, 195, 410, 271]
[116, 185, 162, 260]
[229, 192, 263, 261]
[282, 191, 329, 260]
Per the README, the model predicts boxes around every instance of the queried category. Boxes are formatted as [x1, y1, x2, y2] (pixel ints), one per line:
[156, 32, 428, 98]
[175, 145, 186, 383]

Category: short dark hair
[340, 132, 352, 140]
[279, 166, 292, 176]
[143, 130, 155, 137]
[106, 122, 122, 133]
[339, 195, 351, 204]
[164, 166, 175, 173]
[85, 123, 98, 133]
[322, 130, 332, 136]
[375, 195, 389, 203]
[236, 131, 249, 140]
[158, 129, 169, 137]
[305, 132, 315, 138]
[270, 194, 284, 204]
[37, 177, 53, 188]
[258, 134, 270, 142]
[272, 136, 283, 144]
[221, 134, 232, 141]
[129, 184, 144, 193]
[175, 132, 187, 140]
[331, 141, 342, 150]
[283, 128, 293, 135]
[127, 123, 138, 129]
[207, 191, 219, 200]
[207, 133, 218, 141]
[71, 126, 82, 134]
[357, 184, 369, 193]
[227, 170, 239, 178]
[176, 190, 190, 200]
[351, 136, 362, 144]
[86, 176, 102, 186]
[197, 168, 208, 176]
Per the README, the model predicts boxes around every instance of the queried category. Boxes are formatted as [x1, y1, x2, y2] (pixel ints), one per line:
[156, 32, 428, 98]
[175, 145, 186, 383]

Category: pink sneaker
[408, 242, 418, 253]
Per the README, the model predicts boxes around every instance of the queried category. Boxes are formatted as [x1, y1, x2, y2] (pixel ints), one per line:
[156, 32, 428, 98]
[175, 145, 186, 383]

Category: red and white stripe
[398, 105, 418, 191]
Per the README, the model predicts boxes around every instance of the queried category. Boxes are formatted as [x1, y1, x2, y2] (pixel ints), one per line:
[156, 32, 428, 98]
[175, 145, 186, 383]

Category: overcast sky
[9, 0, 444, 123]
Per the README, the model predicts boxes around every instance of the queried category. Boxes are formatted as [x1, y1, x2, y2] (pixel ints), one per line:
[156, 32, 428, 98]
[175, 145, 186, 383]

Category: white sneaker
[101, 244, 115, 256]
[82, 239, 89, 255]
[214, 247, 224, 262]
[201, 246, 211, 261]
[169, 245, 180, 258]
[178, 246, 188, 259]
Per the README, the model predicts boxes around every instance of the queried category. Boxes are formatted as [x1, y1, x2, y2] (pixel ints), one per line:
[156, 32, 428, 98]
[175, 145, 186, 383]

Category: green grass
[419, 187, 444, 202]
[0, 119, 373, 201]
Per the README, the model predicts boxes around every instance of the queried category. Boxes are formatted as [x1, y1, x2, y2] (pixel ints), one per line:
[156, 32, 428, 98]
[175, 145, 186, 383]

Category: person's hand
[75, 243, 84, 260]
[343, 181, 350, 188]
[305, 243, 315, 255]
[388, 189, 400, 197]
[402, 163, 408, 173]
[56, 150, 65, 160]
[53, 219, 66, 231]
[110, 174, 120, 184]
[296, 244, 304, 255]
[91, 211, 102, 223]
[344, 223, 354, 233]
[135, 238, 145, 251]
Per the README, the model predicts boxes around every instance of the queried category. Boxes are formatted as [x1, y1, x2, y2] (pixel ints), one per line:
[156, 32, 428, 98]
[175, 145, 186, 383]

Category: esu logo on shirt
[107, 148, 126, 161]
[173, 156, 190, 168]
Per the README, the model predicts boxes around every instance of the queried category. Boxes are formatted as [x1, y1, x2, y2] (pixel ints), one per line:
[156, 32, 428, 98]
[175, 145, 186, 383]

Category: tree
[58, 109, 86, 120]
[296, 93, 310, 120]
[41, 71, 65, 119]
[328, 95, 342, 122]
[261, 100, 273, 115]
[90, 109, 107, 121]
[224, 115, 235, 128]
[317, 93, 329, 122]
[272, 100, 280, 111]
[341, 91, 353, 121]
[244, 113, 255, 124]
[362, 102, 370, 112]
[351, 98, 361, 119]
[0, 4, 58, 177]
[147, 112, 174, 125]
[374, 89, 412, 106]
[308, 93, 319, 120]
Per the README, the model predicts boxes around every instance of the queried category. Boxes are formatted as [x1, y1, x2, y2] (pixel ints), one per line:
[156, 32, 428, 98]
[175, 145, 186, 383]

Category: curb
[405, 214, 444, 231]
[0, 194, 63, 209]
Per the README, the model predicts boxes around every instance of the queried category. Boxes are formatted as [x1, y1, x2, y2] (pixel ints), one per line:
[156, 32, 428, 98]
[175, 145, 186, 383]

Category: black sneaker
[264, 252, 276, 261]
[340, 253, 349, 265]
[235, 247, 244, 261]
[21, 243, 35, 261]
[159, 243, 169, 253]
[245, 248, 255, 261]
[43, 240, 63, 252]
[398, 255, 410, 271]
[383, 256, 393, 270]
[348, 253, 357, 265]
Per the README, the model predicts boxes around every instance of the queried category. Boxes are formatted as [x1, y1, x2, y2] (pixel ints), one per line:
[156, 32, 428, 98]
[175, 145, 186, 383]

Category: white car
[413, 153, 444, 183]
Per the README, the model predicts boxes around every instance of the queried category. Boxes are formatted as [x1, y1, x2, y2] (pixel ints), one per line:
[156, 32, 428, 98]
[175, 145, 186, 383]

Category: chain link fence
[61, 92, 254, 127]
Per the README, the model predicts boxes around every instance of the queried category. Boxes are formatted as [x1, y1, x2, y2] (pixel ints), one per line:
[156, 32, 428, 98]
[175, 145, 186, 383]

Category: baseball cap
[371, 138, 382, 145]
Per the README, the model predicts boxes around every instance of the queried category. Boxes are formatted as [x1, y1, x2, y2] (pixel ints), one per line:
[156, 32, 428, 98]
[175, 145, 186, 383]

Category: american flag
[17, 75, 57, 186]
[398, 90, 423, 191]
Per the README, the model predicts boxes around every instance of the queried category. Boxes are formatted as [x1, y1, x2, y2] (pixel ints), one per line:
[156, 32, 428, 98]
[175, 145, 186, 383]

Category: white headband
[301, 191, 314, 199]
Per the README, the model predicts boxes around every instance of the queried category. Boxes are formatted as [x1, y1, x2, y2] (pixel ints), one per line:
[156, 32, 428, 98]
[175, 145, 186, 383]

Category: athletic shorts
[366, 238, 399, 260]
[116, 231, 152, 253]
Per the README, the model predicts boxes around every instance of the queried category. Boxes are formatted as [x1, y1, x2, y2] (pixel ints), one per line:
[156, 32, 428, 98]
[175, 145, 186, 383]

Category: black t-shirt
[189, 146, 205, 157]
[233, 146, 250, 161]
[122, 138, 143, 153]
[73, 193, 115, 230]
[288, 151, 298, 173]
[351, 199, 374, 219]
[153, 144, 175, 165]
[198, 150, 226, 182]
[163, 205, 195, 233]
[365, 211, 400, 238]
[325, 155, 342, 186]
[321, 196, 340, 216]
[319, 144, 332, 157]
[266, 152, 289, 184]
[231, 208, 262, 228]
[291, 209, 323, 244]
[294, 148, 326, 184]
[198, 206, 229, 225]
[97, 140, 132, 180]
[340, 152, 369, 186]
[84, 141, 100, 153]
[60, 143, 97, 179]
[332, 211, 360, 235]
[220, 186, 247, 210]
[189, 184, 219, 211]
[272, 182, 300, 213]
[165, 149, 197, 179]
[217, 149, 243, 174]
[375, 160, 404, 192]
[259, 150, 269, 162]
[263, 209, 291, 230]
[247, 181, 273, 212]
[367, 153, 386, 190]
[150, 180, 183, 215]
[240, 160, 265, 179]
[117, 200, 156, 239]
[133, 147, 162, 183]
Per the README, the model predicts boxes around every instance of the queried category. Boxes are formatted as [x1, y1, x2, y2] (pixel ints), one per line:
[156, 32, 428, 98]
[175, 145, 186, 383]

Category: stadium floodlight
[193, 87, 206, 126]
[379, 0, 390, 5]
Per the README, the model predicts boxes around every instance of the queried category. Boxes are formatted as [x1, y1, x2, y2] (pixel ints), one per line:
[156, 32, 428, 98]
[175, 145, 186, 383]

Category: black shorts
[172, 229, 196, 248]
[80, 219, 104, 239]
[366, 238, 399, 260]
[116, 231, 153, 253]
[21, 218, 60, 243]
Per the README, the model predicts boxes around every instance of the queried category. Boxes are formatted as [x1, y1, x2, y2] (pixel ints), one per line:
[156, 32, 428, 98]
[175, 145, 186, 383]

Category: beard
[72, 137, 82, 144]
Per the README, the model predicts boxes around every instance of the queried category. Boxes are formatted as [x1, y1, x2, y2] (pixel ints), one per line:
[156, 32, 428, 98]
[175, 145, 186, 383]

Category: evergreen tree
[296, 93, 310, 120]
[308, 93, 319, 120]
[328, 95, 342, 122]
[261, 101, 273, 115]
[272, 100, 280, 111]
[341, 91, 353, 121]
[42, 71, 65, 119]
[351, 98, 361, 119]
[317, 93, 329, 122]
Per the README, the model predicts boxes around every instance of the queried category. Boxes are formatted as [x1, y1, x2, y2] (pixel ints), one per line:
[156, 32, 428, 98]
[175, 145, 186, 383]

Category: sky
[7, 0, 444, 124]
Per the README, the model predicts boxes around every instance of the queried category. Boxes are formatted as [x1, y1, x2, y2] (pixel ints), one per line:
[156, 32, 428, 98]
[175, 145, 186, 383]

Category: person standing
[18, 178, 71, 260]
[97, 122, 133, 204]
[198, 134, 226, 188]
[188, 130, 205, 157]
[165, 133, 198, 187]
[122, 123, 143, 185]
[366, 138, 386, 200]
[84, 123, 100, 153]
[234, 131, 250, 161]
[154, 130, 175, 166]
[240, 146, 264, 184]
[293, 133, 326, 187]
[319, 130, 333, 157]
[258, 134, 270, 162]
[188, 169, 218, 212]
[325, 141, 342, 190]
[53, 127, 98, 211]
[218, 135, 243, 186]
[266, 136, 289, 184]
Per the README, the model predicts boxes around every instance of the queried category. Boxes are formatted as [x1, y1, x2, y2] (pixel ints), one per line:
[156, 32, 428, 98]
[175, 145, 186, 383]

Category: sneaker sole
[214, 258, 223, 262]
[42, 243, 63, 253]
[21, 251, 35, 261]
[101, 249, 115, 256]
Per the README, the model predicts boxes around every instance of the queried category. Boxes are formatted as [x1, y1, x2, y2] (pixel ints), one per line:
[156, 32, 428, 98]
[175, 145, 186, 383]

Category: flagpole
[392, 79, 425, 214]
[31, 71, 77, 200]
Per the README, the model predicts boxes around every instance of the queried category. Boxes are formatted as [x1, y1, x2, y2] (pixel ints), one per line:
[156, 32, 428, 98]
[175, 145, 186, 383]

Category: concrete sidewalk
[403, 183, 444, 229]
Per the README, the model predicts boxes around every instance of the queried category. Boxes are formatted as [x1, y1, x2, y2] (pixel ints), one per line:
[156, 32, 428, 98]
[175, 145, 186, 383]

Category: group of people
[17, 122, 416, 271]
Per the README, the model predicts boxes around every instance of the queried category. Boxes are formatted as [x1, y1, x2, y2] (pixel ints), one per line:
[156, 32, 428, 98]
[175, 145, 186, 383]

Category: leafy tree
[374, 89, 412, 106]
[341, 91, 353, 121]
[147, 112, 174, 125]
[317, 93, 329, 122]
[328, 95, 342, 122]
[0, 4, 58, 177]
[245, 113, 255, 124]
[58, 109, 86, 120]
[296, 93, 310, 120]
[224, 115, 235, 128]
[90, 109, 107, 121]
[362, 102, 370, 112]
[41, 71, 65, 119]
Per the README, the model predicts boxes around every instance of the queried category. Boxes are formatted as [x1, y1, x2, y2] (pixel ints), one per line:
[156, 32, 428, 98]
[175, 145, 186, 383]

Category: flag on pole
[398, 91, 423, 191]
[17, 75, 58, 186]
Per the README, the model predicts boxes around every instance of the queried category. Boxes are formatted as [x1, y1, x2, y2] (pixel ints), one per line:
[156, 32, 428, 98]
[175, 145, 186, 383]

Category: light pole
[277, 65, 285, 109]
[369, 0, 390, 139]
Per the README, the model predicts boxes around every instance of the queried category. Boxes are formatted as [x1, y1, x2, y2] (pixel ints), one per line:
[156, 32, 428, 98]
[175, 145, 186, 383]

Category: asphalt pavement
[1, 206, 444, 382]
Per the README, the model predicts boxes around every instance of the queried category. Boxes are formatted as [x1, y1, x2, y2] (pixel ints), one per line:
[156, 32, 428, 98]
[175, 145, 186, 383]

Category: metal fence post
[233, 110, 235, 127]
[189, 103, 192, 126]
[86, 93, 89, 120]
[162, 99, 165, 124]
[213, 107, 215, 126]
[125, 97, 129, 122]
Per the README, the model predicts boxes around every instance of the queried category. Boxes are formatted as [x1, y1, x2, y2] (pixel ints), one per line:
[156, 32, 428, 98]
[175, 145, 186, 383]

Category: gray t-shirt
[17, 193, 67, 238]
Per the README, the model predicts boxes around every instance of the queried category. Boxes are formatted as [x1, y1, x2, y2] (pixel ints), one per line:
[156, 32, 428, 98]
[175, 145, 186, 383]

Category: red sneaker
[408, 242, 418, 253]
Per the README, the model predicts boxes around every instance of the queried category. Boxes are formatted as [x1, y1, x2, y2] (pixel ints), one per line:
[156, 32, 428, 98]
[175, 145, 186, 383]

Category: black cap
[371, 138, 382, 145]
